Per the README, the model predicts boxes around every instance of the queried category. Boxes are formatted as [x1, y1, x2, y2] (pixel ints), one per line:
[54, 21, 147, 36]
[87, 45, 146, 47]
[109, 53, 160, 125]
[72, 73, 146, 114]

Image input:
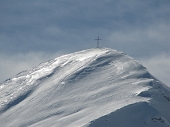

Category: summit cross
[95, 36, 102, 48]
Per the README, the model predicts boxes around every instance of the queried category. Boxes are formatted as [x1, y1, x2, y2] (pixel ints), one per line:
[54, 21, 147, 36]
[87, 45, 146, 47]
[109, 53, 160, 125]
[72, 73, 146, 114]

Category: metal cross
[95, 36, 102, 48]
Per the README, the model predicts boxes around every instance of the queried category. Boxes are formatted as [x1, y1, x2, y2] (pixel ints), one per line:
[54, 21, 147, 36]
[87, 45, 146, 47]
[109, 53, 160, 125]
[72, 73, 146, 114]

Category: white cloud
[0, 51, 65, 83]
[139, 53, 170, 88]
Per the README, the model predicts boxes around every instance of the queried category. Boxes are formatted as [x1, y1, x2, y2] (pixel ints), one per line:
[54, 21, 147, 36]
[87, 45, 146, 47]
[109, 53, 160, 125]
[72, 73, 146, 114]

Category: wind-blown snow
[0, 48, 170, 127]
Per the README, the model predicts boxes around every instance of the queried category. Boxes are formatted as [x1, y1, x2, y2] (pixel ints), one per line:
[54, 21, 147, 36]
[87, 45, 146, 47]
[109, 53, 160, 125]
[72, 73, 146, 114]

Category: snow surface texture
[0, 48, 170, 127]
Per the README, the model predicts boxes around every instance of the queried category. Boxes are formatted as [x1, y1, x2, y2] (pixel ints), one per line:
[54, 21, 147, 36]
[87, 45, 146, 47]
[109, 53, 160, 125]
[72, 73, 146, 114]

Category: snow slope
[0, 48, 170, 127]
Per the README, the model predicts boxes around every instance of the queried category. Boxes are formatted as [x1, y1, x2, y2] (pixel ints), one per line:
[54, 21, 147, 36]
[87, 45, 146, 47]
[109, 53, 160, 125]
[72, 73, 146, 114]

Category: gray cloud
[107, 22, 170, 57]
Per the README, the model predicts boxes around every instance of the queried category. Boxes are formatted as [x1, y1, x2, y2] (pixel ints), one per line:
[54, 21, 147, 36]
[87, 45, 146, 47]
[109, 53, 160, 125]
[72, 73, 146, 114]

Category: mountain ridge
[0, 48, 170, 127]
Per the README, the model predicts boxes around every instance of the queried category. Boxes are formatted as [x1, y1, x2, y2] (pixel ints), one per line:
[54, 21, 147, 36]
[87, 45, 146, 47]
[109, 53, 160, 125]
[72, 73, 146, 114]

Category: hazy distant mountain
[0, 48, 170, 127]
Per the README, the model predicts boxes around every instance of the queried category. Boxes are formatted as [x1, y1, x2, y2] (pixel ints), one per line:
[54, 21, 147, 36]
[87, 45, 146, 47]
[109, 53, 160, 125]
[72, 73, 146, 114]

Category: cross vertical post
[95, 36, 102, 48]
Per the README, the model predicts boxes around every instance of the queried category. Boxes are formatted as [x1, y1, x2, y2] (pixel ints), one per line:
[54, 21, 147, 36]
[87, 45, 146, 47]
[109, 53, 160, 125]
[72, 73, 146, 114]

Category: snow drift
[0, 48, 170, 127]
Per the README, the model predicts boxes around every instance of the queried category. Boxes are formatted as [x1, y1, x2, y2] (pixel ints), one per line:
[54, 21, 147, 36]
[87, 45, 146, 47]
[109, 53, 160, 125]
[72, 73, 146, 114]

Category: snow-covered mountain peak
[0, 48, 170, 127]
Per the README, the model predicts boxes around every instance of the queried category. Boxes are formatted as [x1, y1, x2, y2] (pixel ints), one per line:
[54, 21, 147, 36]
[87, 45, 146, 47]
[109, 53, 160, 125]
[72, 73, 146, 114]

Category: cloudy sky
[0, 0, 170, 87]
